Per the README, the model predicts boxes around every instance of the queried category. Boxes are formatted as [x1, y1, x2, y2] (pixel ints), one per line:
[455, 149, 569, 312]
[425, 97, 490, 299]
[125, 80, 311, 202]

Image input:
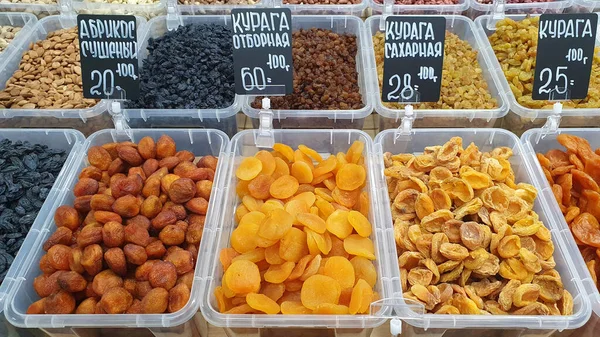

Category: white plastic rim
[468, 0, 572, 15]
[373, 128, 592, 330]
[71, 0, 166, 17]
[369, 0, 469, 15]
[0, 13, 37, 66]
[474, 13, 600, 121]
[521, 128, 600, 318]
[177, 0, 269, 15]
[200, 129, 395, 329]
[241, 15, 374, 122]
[0, 129, 85, 315]
[4, 128, 230, 328]
[365, 15, 509, 122]
[120, 14, 241, 123]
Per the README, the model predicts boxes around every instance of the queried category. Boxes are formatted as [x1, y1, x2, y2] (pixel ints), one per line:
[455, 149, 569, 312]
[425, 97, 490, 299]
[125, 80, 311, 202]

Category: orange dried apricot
[247, 293, 280, 314]
[298, 145, 323, 163]
[314, 156, 337, 178]
[264, 262, 295, 284]
[349, 279, 373, 314]
[297, 213, 327, 234]
[336, 164, 366, 191]
[255, 151, 276, 176]
[343, 235, 375, 260]
[350, 256, 377, 288]
[292, 161, 314, 184]
[346, 141, 364, 164]
[280, 301, 312, 314]
[323, 256, 355, 289]
[236, 157, 262, 181]
[273, 143, 294, 162]
[224, 260, 261, 295]
[270, 175, 300, 199]
[301, 274, 342, 310]
[347, 211, 372, 238]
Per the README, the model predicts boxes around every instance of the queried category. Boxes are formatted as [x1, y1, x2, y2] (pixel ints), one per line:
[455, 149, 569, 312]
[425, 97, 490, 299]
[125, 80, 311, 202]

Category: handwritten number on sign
[90, 69, 115, 97]
[538, 66, 568, 95]
[387, 74, 414, 101]
[241, 67, 267, 92]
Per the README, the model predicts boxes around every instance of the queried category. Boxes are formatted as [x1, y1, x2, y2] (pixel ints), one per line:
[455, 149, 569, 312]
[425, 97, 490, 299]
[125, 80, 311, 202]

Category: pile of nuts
[536, 134, 600, 292]
[216, 141, 378, 315]
[373, 32, 498, 110]
[27, 135, 218, 315]
[488, 17, 600, 109]
[0, 25, 22, 53]
[0, 27, 97, 110]
[252, 28, 363, 111]
[384, 137, 573, 315]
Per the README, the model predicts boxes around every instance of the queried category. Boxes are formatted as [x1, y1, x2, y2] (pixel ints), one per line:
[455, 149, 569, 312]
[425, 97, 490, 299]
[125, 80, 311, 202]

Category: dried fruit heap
[489, 17, 600, 109]
[384, 137, 573, 315]
[536, 134, 600, 292]
[215, 141, 378, 315]
[28, 135, 218, 315]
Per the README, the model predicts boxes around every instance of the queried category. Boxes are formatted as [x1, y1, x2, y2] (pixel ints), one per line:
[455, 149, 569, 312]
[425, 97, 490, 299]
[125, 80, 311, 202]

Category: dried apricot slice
[323, 256, 355, 289]
[270, 175, 299, 199]
[297, 213, 327, 234]
[273, 143, 294, 162]
[571, 213, 600, 248]
[344, 235, 376, 260]
[280, 301, 312, 314]
[274, 157, 290, 177]
[314, 156, 337, 178]
[300, 274, 342, 310]
[347, 211, 372, 238]
[264, 262, 296, 284]
[292, 161, 314, 184]
[326, 210, 353, 239]
[279, 227, 309, 263]
[314, 303, 349, 314]
[306, 228, 332, 255]
[224, 260, 261, 295]
[258, 209, 293, 241]
[298, 145, 323, 163]
[348, 278, 373, 314]
[350, 256, 377, 288]
[255, 150, 276, 176]
[336, 164, 366, 191]
[247, 293, 280, 314]
[236, 157, 262, 181]
[346, 141, 364, 164]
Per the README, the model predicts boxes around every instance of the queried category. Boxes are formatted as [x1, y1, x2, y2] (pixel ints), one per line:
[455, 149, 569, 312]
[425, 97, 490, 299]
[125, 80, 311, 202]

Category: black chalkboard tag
[231, 8, 293, 96]
[533, 14, 597, 101]
[78, 14, 139, 100]
[382, 16, 446, 103]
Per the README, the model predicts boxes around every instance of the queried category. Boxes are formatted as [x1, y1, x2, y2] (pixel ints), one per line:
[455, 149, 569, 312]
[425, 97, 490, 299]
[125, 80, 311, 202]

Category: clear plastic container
[0, 12, 37, 65]
[243, 15, 373, 130]
[200, 129, 395, 337]
[571, 0, 600, 13]
[72, 0, 166, 19]
[475, 14, 600, 136]
[0, 1, 59, 18]
[0, 14, 135, 136]
[373, 128, 592, 337]
[521, 128, 600, 319]
[370, 0, 468, 15]
[120, 14, 240, 138]
[277, 0, 367, 16]
[3, 128, 230, 337]
[468, 0, 572, 18]
[177, 0, 269, 15]
[365, 15, 509, 131]
[0, 128, 85, 318]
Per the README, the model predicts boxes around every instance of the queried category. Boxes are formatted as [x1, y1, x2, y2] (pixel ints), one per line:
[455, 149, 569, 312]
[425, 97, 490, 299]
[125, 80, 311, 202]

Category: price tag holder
[78, 14, 139, 100]
[533, 14, 598, 100]
[382, 16, 446, 103]
[231, 8, 293, 96]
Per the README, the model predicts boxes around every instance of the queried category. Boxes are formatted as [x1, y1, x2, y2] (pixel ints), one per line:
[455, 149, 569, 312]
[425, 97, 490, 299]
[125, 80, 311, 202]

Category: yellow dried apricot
[306, 228, 332, 255]
[273, 143, 294, 162]
[292, 161, 314, 184]
[314, 303, 350, 314]
[255, 151, 276, 176]
[346, 141, 364, 164]
[343, 235, 375, 260]
[314, 156, 337, 178]
[347, 211, 372, 238]
[236, 157, 262, 181]
[323, 256, 355, 289]
[350, 256, 377, 288]
[336, 164, 366, 191]
[300, 274, 341, 310]
[326, 210, 353, 239]
[270, 175, 299, 199]
[224, 260, 261, 295]
[280, 227, 309, 263]
[298, 145, 323, 163]
[247, 293, 280, 314]
[264, 262, 296, 284]
[258, 209, 293, 242]
[348, 279, 373, 314]
[280, 301, 312, 314]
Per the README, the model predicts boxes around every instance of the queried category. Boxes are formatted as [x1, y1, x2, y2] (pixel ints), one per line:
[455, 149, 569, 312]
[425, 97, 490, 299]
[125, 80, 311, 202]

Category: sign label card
[533, 14, 597, 100]
[382, 16, 446, 103]
[78, 14, 139, 100]
[231, 8, 293, 96]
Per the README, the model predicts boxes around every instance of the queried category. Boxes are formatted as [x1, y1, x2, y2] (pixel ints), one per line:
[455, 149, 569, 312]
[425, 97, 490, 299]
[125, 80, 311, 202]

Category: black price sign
[382, 16, 446, 103]
[231, 8, 293, 96]
[78, 14, 139, 100]
[533, 14, 597, 100]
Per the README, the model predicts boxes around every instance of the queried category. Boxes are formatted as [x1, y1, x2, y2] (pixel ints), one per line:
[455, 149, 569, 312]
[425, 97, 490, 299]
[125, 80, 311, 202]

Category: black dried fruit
[0, 139, 67, 285]
[126, 23, 235, 111]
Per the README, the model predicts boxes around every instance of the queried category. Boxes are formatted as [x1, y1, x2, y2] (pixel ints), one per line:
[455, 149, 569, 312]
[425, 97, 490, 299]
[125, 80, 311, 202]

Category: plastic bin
[0, 129, 85, 336]
[571, 0, 600, 13]
[0, 12, 37, 65]
[200, 129, 395, 337]
[365, 15, 508, 131]
[72, 0, 166, 19]
[120, 14, 240, 138]
[278, 0, 367, 16]
[0, 0, 59, 18]
[3, 128, 230, 337]
[243, 16, 372, 130]
[475, 14, 600, 136]
[177, 0, 269, 15]
[521, 128, 600, 319]
[370, 0, 468, 16]
[468, 0, 572, 18]
[373, 128, 592, 337]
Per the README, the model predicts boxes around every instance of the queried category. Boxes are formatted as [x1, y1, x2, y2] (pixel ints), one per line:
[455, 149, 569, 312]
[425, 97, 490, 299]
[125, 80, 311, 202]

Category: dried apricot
[300, 274, 341, 310]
